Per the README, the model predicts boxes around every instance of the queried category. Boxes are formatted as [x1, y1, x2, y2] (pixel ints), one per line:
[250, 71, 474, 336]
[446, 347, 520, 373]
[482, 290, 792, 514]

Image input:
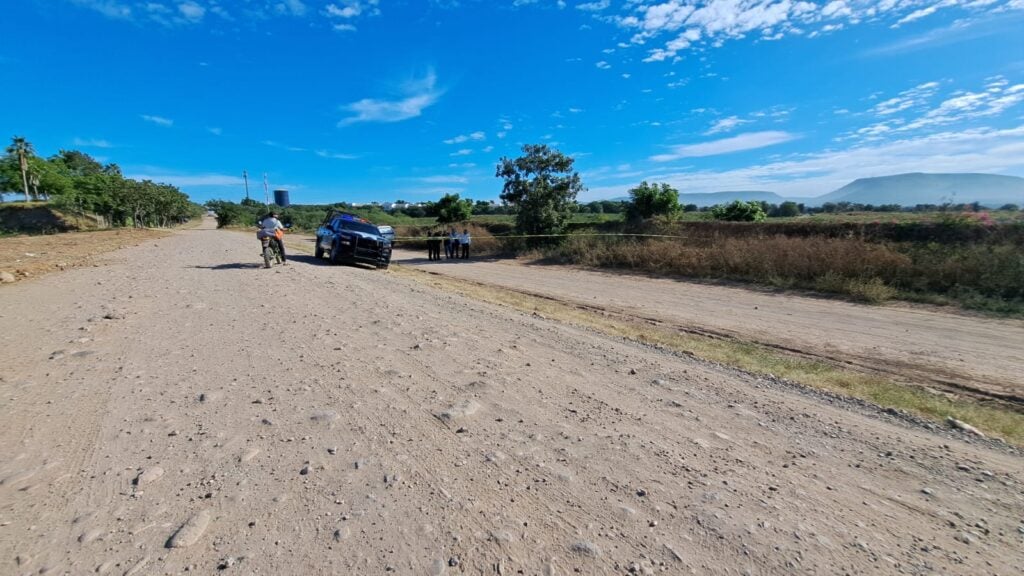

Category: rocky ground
[1, 218, 1021, 575]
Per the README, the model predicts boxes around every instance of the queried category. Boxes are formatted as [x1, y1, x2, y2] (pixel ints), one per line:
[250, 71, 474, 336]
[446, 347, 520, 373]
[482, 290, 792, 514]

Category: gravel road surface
[391, 248, 1024, 401]
[2, 219, 1022, 575]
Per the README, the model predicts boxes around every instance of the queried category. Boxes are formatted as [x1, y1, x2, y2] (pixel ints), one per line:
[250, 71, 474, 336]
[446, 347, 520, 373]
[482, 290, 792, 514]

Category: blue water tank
[273, 189, 290, 207]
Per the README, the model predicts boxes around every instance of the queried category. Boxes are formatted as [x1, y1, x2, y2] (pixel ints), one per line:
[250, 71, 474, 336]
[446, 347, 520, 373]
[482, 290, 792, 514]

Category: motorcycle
[257, 224, 291, 268]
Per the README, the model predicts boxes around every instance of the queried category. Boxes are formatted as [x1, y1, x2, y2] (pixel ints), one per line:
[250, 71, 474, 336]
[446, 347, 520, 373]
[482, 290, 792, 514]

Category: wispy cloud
[72, 137, 114, 148]
[651, 131, 798, 161]
[444, 131, 485, 144]
[864, 12, 1024, 56]
[604, 0, 1021, 63]
[852, 77, 1024, 140]
[206, 127, 223, 136]
[449, 148, 473, 156]
[262, 140, 307, 152]
[315, 149, 359, 160]
[324, 0, 380, 31]
[339, 69, 443, 125]
[141, 114, 173, 127]
[704, 115, 750, 135]
[576, 0, 610, 11]
[585, 125, 1024, 201]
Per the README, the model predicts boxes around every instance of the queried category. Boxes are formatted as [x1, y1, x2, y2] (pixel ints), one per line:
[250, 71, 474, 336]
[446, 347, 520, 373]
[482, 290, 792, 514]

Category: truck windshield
[336, 219, 381, 235]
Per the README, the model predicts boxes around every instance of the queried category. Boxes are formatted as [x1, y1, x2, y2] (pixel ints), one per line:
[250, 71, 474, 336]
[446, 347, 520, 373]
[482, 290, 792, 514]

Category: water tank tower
[273, 189, 290, 207]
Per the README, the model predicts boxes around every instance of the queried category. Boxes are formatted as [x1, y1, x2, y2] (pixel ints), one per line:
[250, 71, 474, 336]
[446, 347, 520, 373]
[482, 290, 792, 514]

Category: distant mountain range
[668, 173, 1024, 208]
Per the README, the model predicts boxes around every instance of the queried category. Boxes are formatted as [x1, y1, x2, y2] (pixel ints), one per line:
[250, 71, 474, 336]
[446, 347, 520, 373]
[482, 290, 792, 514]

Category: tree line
[210, 142, 1024, 235]
[1, 136, 202, 227]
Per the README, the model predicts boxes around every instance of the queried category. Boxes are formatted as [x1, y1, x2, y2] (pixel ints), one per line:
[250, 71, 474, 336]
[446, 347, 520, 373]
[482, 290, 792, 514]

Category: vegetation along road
[2, 218, 1022, 575]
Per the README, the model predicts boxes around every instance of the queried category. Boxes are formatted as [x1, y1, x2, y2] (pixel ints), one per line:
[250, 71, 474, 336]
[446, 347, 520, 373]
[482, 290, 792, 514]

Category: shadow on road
[191, 263, 266, 270]
[288, 254, 328, 266]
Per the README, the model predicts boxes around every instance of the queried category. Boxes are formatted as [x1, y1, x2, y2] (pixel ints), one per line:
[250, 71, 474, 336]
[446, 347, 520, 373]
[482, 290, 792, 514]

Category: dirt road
[2, 218, 1022, 575]
[391, 249, 1024, 402]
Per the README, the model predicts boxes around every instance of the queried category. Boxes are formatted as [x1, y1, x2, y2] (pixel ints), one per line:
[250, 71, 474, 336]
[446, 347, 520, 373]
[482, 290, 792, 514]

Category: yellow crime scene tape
[391, 233, 689, 241]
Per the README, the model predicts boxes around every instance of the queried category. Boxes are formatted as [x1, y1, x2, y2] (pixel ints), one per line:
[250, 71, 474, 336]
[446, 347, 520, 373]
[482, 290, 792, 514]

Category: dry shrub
[553, 235, 910, 281]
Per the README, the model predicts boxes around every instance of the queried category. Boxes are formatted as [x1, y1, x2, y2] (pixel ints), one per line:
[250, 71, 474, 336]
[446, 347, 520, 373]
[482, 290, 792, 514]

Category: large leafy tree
[5, 136, 35, 201]
[625, 181, 681, 220]
[435, 193, 472, 224]
[496, 144, 583, 236]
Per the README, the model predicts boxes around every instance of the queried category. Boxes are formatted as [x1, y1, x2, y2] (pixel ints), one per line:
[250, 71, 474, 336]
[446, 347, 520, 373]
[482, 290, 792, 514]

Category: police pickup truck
[314, 211, 393, 269]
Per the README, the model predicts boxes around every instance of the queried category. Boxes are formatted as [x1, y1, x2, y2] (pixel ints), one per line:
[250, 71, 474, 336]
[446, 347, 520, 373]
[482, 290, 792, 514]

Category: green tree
[711, 200, 767, 222]
[625, 181, 681, 220]
[435, 193, 473, 223]
[496, 144, 583, 236]
[5, 136, 35, 201]
[774, 201, 801, 217]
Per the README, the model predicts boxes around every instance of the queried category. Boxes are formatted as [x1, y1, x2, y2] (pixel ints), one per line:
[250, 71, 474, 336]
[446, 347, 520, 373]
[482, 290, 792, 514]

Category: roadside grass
[534, 234, 1024, 316]
[393, 264, 1024, 445]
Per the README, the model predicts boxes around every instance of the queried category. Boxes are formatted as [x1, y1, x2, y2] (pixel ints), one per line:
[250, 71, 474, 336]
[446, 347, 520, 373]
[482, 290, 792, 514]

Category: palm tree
[6, 136, 34, 202]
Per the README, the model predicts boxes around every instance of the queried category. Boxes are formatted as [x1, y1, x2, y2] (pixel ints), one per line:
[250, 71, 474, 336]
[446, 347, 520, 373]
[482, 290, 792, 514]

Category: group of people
[427, 228, 471, 261]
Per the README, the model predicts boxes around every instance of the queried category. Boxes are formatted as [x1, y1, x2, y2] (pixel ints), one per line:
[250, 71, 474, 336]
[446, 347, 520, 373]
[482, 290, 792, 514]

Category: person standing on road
[428, 229, 442, 261]
[442, 229, 451, 260]
[460, 228, 471, 259]
[258, 212, 287, 266]
[447, 228, 459, 259]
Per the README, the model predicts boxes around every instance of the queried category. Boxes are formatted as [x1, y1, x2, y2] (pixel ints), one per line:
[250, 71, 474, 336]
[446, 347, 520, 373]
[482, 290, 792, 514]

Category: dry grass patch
[394, 264, 1024, 445]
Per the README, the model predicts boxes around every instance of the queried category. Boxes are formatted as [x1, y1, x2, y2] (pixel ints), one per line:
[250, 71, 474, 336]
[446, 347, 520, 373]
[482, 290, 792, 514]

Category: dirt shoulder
[0, 228, 169, 285]
[2, 222, 1022, 575]
[390, 248, 1024, 403]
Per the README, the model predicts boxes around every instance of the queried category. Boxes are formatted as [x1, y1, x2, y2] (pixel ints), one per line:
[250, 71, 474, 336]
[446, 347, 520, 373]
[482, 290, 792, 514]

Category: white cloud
[596, 60, 611, 69]
[72, 137, 114, 148]
[853, 77, 1024, 138]
[576, 0, 610, 10]
[450, 148, 473, 156]
[584, 125, 1024, 200]
[650, 131, 798, 161]
[324, 0, 380, 28]
[872, 81, 941, 116]
[608, 0, 1018, 63]
[206, 127, 222, 136]
[141, 114, 173, 126]
[339, 69, 443, 125]
[275, 0, 307, 17]
[656, 125, 1024, 198]
[704, 115, 750, 135]
[482, 145, 494, 153]
[444, 131, 486, 144]
[315, 149, 358, 159]
[178, 1, 205, 22]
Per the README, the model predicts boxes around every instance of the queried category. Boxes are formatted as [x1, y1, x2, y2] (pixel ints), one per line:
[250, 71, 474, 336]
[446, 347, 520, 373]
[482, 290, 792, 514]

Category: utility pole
[243, 170, 250, 201]
[263, 173, 270, 207]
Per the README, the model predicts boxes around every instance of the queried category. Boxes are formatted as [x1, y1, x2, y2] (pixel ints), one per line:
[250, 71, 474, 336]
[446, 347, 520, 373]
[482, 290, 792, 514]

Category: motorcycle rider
[258, 211, 287, 266]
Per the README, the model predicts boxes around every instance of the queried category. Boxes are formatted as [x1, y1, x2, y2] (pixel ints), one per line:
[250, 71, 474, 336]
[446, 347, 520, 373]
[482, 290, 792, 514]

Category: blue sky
[2, 0, 1023, 204]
